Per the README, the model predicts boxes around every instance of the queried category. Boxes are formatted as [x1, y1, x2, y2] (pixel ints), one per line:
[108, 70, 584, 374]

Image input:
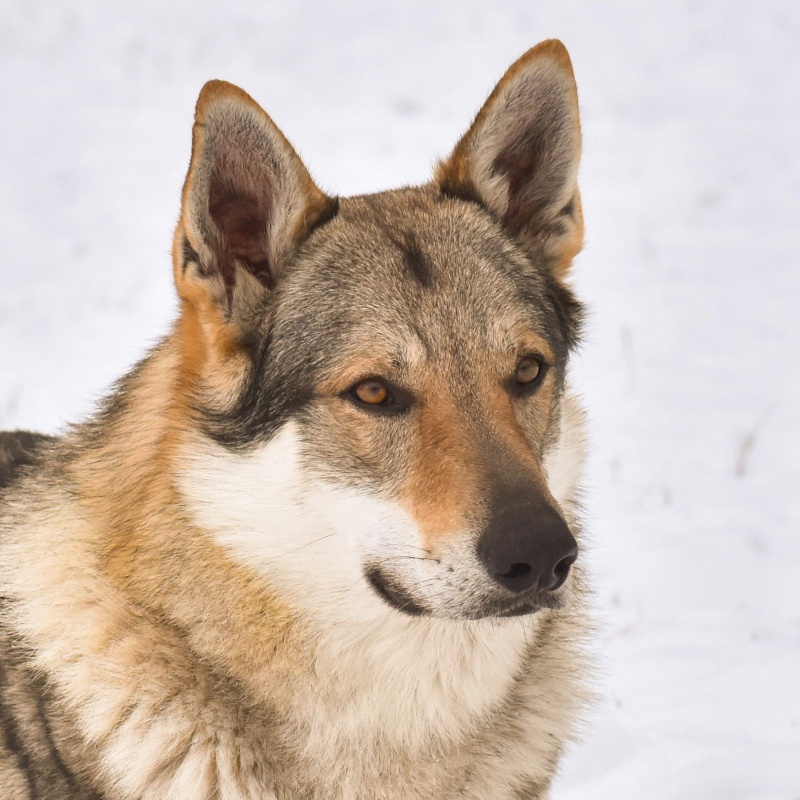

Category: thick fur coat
[0, 40, 591, 799]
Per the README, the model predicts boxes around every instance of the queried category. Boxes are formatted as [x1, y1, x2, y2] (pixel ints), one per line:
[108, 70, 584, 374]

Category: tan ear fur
[436, 40, 583, 275]
[171, 80, 337, 376]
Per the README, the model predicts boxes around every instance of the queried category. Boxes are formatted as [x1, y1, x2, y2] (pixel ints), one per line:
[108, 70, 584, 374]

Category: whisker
[371, 555, 440, 564]
[274, 531, 338, 558]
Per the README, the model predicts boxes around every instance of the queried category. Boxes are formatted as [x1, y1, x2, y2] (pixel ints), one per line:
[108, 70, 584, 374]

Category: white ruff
[178, 401, 585, 752]
[179, 422, 530, 745]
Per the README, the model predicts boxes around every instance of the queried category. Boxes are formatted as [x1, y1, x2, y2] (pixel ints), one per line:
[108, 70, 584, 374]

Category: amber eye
[352, 379, 391, 406]
[515, 355, 543, 386]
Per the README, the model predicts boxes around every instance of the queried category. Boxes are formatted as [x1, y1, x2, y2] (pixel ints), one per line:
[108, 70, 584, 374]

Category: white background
[1, 2, 798, 796]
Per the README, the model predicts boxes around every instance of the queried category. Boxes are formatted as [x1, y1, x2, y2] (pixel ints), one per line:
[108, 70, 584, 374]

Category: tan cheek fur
[172, 223, 254, 395]
[64, 295, 306, 703]
[396, 369, 559, 551]
[400, 390, 479, 547]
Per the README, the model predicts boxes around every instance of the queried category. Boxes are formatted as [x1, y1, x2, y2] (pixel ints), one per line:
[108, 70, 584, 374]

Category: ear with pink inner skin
[436, 40, 583, 275]
[175, 80, 337, 325]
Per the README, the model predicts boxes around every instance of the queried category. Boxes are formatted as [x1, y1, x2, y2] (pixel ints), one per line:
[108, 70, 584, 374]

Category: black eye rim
[510, 353, 549, 394]
[344, 376, 413, 415]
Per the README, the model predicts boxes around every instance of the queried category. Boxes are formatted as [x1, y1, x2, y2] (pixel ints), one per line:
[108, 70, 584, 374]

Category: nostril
[500, 562, 532, 581]
[478, 496, 578, 594]
[548, 553, 577, 591]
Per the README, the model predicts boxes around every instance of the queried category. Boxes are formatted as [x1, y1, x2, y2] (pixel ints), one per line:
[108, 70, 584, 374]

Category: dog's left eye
[515, 355, 544, 386]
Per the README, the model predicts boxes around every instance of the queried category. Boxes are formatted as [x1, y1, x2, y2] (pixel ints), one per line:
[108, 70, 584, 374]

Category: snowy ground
[1, 1, 799, 797]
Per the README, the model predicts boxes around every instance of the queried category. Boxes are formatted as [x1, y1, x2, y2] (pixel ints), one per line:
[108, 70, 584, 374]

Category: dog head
[175, 40, 585, 621]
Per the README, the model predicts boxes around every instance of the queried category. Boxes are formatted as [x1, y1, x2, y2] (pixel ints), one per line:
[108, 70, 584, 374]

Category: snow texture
[1, 1, 798, 797]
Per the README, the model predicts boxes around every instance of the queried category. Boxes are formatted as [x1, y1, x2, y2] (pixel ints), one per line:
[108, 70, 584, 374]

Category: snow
[2, 1, 799, 796]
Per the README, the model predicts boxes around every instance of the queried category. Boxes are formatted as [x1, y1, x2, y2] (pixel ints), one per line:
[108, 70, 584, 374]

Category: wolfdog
[0, 39, 590, 799]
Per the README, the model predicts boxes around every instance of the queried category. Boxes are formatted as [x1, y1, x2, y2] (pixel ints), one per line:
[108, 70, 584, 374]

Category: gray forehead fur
[278, 188, 572, 358]
[202, 185, 582, 447]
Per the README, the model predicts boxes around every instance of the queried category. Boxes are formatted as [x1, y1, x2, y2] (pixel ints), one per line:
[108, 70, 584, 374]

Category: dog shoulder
[0, 431, 58, 493]
[0, 611, 103, 799]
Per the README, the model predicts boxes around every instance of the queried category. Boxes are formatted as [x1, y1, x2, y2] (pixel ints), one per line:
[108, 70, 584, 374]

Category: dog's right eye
[354, 379, 390, 405]
[347, 378, 411, 414]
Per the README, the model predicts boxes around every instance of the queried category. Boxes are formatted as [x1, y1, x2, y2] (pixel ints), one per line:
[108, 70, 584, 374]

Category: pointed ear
[436, 40, 583, 274]
[173, 80, 337, 329]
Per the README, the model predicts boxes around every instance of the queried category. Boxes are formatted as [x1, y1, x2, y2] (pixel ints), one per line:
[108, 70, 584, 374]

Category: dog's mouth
[366, 568, 428, 616]
[365, 568, 562, 619]
[492, 600, 539, 618]
[484, 592, 563, 618]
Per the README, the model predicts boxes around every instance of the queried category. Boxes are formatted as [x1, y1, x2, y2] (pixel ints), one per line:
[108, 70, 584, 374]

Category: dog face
[176, 41, 585, 621]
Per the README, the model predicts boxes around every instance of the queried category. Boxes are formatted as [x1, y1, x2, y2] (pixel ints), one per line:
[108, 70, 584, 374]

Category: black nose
[477, 497, 578, 594]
